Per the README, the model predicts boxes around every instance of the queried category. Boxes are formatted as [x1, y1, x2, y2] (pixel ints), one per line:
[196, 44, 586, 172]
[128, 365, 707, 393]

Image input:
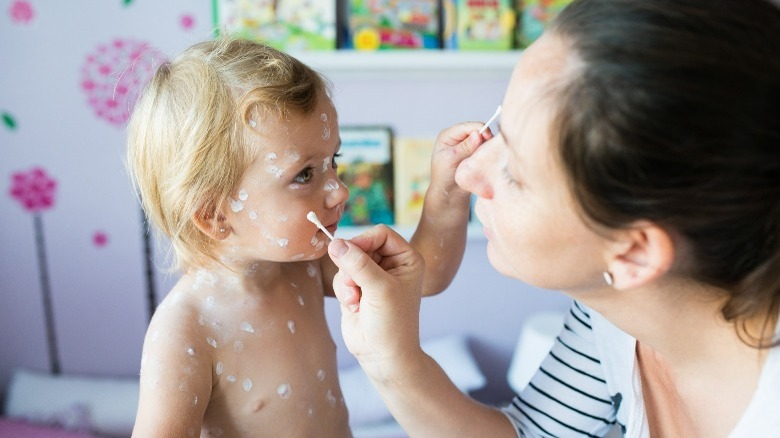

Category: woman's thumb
[328, 239, 385, 288]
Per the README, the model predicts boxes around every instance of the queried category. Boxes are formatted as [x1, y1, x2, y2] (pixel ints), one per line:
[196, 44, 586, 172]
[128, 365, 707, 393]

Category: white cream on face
[238, 189, 249, 201]
[240, 321, 255, 333]
[287, 320, 296, 333]
[321, 113, 331, 140]
[242, 378, 253, 391]
[323, 179, 339, 192]
[248, 210, 258, 220]
[230, 198, 244, 213]
[207, 337, 217, 348]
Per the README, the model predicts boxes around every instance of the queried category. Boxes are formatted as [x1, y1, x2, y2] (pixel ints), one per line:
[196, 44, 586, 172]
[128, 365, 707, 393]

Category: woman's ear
[192, 208, 231, 240]
[606, 222, 675, 290]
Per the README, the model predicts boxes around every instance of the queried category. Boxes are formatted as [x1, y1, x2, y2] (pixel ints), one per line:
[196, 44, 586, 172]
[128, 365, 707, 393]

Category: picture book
[337, 127, 395, 226]
[213, 0, 337, 51]
[515, 0, 573, 48]
[393, 137, 434, 226]
[345, 0, 440, 50]
[444, 0, 516, 50]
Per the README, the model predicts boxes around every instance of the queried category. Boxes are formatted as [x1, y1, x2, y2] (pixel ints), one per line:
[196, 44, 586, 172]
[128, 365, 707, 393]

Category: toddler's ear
[193, 208, 231, 240]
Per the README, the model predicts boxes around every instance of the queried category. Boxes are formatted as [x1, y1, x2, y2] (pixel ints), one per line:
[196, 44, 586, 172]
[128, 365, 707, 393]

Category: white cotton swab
[478, 105, 502, 134]
[306, 211, 335, 240]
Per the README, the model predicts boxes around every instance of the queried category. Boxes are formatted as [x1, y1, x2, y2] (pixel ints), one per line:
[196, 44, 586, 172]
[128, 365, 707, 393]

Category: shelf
[335, 223, 485, 241]
[294, 50, 521, 75]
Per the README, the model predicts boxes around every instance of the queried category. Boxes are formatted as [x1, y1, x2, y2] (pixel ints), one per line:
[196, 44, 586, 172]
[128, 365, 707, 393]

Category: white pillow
[340, 335, 486, 426]
[4, 368, 139, 437]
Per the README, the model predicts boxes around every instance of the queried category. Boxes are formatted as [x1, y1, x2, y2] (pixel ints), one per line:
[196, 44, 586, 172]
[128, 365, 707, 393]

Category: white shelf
[336, 223, 485, 241]
[294, 50, 521, 75]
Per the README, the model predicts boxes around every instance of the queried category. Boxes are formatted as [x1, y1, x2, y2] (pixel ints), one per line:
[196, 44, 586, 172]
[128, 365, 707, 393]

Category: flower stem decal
[10, 167, 60, 374]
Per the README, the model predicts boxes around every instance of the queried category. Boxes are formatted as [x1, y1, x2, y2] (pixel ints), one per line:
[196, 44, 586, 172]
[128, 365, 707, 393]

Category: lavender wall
[0, 0, 570, 406]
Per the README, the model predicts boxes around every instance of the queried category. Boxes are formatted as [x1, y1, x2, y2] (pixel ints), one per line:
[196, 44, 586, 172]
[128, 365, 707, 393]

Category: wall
[0, 0, 570, 408]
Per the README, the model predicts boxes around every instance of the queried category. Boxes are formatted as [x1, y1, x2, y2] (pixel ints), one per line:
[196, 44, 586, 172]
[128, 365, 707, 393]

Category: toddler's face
[224, 96, 348, 264]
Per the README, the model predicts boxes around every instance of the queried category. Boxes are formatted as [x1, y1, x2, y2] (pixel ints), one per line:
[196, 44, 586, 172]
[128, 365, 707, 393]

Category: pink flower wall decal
[9, 166, 60, 373]
[180, 14, 195, 30]
[93, 231, 109, 247]
[10, 167, 57, 212]
[80, 39, 167, 126]
[9, 0, 34, 24]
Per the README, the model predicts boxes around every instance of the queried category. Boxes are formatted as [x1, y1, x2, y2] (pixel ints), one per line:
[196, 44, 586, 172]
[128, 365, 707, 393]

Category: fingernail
[330, 239, 348, 258]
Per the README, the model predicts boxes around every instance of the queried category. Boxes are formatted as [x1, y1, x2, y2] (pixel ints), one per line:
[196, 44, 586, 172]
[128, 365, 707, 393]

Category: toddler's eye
[331, 153, 342, 171]
[294, 167, 314, 184]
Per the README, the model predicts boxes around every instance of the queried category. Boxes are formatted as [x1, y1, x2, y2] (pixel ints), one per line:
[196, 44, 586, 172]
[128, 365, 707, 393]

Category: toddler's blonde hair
[126, 37, 329, 271]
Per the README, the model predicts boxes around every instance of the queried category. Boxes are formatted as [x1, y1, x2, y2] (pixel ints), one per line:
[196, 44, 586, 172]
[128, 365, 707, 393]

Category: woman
[327, 0, 780, 436]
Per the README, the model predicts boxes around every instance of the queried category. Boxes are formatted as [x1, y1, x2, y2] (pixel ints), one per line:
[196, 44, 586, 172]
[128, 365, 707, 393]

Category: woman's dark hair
[551, 0, 780, 346]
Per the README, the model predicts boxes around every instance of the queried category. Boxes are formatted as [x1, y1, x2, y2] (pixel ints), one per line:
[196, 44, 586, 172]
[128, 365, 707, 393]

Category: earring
[603, 271, 614, 286]
[219, 227, 226, 233]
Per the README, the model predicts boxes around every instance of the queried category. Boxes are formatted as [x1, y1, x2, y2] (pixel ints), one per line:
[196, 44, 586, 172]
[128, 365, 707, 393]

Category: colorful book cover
[516, 0, 573, 48]
[337, 127, 395, 226]
[446, 0, 516, 50]
[346, 0, 440, 50]
[393, 137, 434, 226]
[214, 0, 337, 51]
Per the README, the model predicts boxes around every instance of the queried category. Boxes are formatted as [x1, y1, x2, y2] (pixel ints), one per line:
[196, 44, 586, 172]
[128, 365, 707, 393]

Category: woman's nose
[455, 142, 494, 199]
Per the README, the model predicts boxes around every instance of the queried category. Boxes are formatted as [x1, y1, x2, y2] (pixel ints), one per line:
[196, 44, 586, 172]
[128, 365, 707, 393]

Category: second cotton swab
[306, 211, 335, 240]
[479, 105, 502, 134]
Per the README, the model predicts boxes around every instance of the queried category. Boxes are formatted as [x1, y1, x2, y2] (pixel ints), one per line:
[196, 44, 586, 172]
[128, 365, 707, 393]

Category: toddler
[126, 37, 484, 437]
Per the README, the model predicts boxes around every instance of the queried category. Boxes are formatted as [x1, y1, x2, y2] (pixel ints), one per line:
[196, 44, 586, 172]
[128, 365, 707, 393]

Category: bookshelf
[295, 50, 522, 76]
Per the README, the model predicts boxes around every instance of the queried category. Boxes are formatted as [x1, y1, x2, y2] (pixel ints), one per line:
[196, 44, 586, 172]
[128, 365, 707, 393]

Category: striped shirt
[501, 301, 780, 438]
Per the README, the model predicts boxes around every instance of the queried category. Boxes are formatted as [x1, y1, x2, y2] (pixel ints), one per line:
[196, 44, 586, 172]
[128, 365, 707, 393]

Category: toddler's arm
[132, 309, 213, 437]
[411, 122, 491, 296]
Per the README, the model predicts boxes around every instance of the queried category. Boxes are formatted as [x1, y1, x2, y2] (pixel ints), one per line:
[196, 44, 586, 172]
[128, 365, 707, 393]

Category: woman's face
[223, 96, 349, 264]
[456, 34, 609, 292]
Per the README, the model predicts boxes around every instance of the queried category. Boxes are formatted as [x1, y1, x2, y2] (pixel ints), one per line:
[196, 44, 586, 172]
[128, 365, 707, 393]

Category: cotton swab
[306, 211, 335, 240]
[478, 105, 502, 134]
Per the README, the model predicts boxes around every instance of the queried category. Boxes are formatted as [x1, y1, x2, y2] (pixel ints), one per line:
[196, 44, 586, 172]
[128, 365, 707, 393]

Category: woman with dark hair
[326, 0, 780, 436]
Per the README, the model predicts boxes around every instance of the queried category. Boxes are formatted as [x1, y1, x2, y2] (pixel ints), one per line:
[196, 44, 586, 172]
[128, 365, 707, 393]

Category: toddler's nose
[326, 176, 349, 209]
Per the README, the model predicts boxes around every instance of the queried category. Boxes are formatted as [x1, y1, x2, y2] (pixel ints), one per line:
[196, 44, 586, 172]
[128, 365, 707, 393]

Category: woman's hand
[327, 225, 425, 380]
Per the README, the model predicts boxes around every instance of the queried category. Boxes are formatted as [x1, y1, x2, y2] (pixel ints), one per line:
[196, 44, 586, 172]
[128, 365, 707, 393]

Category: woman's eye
[294, 167, 314, 184]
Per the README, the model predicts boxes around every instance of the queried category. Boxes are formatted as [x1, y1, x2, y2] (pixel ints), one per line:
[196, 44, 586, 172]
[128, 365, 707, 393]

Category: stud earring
[219, 227, 226, 233]
[603, 271, 614, 286]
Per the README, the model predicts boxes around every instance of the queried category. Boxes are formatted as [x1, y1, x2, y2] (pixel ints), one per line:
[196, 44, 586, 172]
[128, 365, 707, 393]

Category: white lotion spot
[187, 347, 196, 356]
[248, 210, 258, 220]
[278, 238, 289, 247]
[279, 214, 288, 222]
[230, 198, 244, 213]
[206, 296, 215, 307]
[267, 165, 284, 178]
[317, 369, 325, 381]
[288, 320, 296, 334]
[227, 375, 236, 383]
[291, 253, 305, 261]
[298, 295, 304, 306]
[240, 321, 255, 334]
[265, 152, 277, 161]
[323, 157, 331, 171]
[277, 383, 291, 399]
[249, 119, 257, 128]
[207, 337, 217, 348]
[216, 362, 223, 375]
[307, 262, 317, 278]
[323, 179, 339, 192]
[238, 189, 249, 201]
[285, 149, 301, 161]
[243, 378, 253, 392]
[326, 389, 336, 407]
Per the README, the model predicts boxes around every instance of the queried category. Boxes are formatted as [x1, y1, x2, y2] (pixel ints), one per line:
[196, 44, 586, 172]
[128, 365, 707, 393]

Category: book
[393, 137, 434, 226]
[445, 0, 516, 50]
[213, 0, 337, 51]
[515, 0, 573, 48]
[337, 126, 395, 226]
[345, 0, 440, 50]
